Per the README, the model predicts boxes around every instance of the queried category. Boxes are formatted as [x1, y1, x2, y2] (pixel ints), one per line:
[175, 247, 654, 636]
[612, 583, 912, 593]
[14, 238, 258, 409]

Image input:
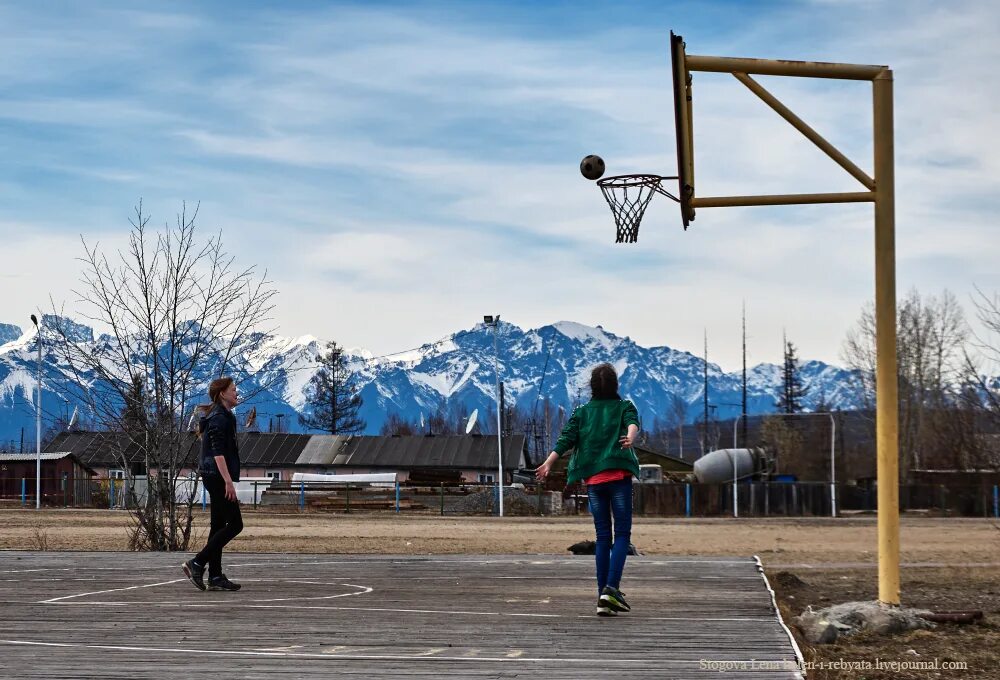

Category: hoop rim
[597, 173, 678, 188]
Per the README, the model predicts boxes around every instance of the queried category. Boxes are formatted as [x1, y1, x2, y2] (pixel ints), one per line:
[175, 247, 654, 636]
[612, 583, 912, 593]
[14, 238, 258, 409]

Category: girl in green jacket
[536, 363, 640, 616]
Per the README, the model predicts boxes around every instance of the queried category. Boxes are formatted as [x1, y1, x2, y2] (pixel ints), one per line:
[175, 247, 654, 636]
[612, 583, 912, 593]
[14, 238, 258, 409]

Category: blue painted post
[993, 485, 998, 519]
[109, 478, 115, 509]
[300, 481, 305, 510]
[201, 484, 206, 510]
[685, 483, 691, 518]
[395, 482, 400, 513]
[21, 478, 26, 506]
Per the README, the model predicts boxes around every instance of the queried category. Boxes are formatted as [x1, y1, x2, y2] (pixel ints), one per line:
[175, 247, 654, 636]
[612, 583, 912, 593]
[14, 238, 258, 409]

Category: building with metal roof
[43, 431, 527, 484]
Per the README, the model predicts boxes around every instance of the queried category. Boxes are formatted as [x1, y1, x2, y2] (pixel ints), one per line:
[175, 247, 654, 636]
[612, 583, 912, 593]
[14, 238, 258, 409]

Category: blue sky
[2, 0, 998, 370]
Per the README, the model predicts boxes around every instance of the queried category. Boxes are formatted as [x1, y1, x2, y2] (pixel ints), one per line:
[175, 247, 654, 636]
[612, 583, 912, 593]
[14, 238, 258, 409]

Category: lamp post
[483, 315, 503, 518]
[30, 314, 41, 509]
[733, 411, 838, 517]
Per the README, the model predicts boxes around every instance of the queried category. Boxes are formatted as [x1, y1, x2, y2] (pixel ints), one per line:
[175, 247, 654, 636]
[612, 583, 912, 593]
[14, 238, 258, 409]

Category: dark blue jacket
[199, 404, 240, 482]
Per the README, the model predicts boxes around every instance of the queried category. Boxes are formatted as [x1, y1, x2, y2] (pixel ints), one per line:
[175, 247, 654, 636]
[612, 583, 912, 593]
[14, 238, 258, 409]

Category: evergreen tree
[776, 336, 809, 414]
[300, 341, 366, 434]
[121, 375, 147, 434]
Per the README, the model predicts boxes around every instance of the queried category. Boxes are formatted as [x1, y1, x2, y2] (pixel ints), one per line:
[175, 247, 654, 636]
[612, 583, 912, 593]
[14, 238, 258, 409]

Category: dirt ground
[2, 509, 998, 678]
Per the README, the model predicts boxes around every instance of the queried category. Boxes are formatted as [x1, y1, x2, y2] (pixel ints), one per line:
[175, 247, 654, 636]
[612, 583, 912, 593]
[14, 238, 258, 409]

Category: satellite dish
[465, 408, 479, 434]
[67, 406, 78, 431]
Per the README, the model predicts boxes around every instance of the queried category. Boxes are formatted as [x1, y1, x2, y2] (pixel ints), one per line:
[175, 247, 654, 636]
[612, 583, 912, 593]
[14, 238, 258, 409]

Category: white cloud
[0, 1, 998, 373]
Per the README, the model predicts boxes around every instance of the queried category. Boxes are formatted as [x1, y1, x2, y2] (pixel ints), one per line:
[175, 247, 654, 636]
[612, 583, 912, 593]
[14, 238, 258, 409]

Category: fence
[3, 477, 1000, 518]
[632, 481, 1000, 518]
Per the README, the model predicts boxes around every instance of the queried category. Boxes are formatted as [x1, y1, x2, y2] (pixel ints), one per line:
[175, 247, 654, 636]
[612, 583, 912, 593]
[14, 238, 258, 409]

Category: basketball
[580, 154, 605, 180]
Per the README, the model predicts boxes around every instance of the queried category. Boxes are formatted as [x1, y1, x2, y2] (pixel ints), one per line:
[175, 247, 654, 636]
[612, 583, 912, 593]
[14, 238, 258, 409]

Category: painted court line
[41, 579, 186, 603]
[41, 579, 373, 605]
[40, 598, 775, 622]
[0, 639, 799, 667]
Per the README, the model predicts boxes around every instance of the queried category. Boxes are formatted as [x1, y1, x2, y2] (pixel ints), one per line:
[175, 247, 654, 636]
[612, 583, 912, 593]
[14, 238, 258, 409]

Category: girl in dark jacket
[536, 363, 640, 616]
[182, 377, 243, 592]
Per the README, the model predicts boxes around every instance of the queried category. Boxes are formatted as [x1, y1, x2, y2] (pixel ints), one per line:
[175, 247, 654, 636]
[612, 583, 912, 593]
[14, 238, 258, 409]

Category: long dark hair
[590, 363, 621, 400]
[196, 377, 234, 437]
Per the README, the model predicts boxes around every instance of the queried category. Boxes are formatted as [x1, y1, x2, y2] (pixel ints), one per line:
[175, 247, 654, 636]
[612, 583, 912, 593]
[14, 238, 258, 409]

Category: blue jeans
[587, 477, 633, 595]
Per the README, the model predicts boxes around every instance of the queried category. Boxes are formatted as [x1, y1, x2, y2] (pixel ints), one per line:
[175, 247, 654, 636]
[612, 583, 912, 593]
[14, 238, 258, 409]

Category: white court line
[41, 598, 777, 622]
[0, 639, 800, 667]
[41, 579, 372, 605]
[41, 579, 186, 603]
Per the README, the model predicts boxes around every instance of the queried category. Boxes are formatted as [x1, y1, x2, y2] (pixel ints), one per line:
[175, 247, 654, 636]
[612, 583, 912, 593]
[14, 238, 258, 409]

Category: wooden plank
[0, 552, 803, 678]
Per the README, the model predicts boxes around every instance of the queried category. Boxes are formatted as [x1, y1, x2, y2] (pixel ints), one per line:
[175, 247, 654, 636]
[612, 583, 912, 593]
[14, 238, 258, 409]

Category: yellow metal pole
[687, 54, 886, 80]
[691, 191, 873, 208]
[873, 68, 900, 606]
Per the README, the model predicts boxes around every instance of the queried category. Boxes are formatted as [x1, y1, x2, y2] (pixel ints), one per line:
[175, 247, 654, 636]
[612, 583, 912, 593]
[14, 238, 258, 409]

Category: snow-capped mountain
[0, 316, 867, 447]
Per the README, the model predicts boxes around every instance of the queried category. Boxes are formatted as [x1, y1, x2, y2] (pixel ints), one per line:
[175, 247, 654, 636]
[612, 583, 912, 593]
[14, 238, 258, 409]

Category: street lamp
[483, 315, 503, 518]
[733, 412, 838, 517]
[30, 314, 41, 510]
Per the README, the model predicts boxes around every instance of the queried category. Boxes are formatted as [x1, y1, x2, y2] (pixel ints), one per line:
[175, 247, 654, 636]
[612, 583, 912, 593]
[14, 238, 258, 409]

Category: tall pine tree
[776, 334, 809, 414]
[300, 341, 366, 434]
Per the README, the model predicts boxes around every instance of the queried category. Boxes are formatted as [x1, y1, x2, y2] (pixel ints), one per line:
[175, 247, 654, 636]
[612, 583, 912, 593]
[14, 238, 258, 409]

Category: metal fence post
[440, 482, 445, 516]
[345, 483, 351, 514]
[994, 485, 998, 519]
[253, 481, 258, 510]
[21, 478, 26, 506]
[110, 478, 115, 509]
[300, 481, 305, 510]
[395, 482, 400, 513]
[201, 483, 206, 510]
[685, 483, 691, 518]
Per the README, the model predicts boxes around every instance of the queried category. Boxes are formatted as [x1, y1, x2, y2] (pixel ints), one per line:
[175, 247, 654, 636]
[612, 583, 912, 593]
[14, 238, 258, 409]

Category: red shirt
[585, 469, 632, 486]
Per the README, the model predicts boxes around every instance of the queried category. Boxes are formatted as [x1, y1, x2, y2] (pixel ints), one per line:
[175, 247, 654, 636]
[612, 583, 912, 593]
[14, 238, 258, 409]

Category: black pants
[194, 474, 243, 578]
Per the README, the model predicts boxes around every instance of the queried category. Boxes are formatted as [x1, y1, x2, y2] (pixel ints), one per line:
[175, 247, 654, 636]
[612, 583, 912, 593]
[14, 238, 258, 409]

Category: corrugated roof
[238, 433, 311, 466]
[41, 430, 526, 470]
[0, 451, 97, 474]
[327, 435, 525, 470]
[0, 452, 77, 462]
[43, 431, 156, 467]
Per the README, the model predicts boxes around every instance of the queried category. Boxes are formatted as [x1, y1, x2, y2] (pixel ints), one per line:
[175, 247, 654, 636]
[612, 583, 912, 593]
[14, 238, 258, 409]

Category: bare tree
[380, 413, 416, 436]
[841, 289, 973, 476]
[965, 286, 1000, 466]
[48, 202, 276, 551]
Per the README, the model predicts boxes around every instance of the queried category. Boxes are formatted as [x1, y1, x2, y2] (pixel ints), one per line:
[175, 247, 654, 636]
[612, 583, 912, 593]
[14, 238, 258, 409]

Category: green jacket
[554, 399, 641, 484]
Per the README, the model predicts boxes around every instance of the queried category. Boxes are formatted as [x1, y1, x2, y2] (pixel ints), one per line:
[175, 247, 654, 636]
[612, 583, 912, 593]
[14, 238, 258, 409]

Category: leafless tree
[47, 201, 276, 551]
[841, 289, 974, 476]
[964, 286, 1000, 466]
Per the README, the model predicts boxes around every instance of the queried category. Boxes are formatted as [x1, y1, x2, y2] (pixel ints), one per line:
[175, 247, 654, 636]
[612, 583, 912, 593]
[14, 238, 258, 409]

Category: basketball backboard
[670, 31, 695, 227]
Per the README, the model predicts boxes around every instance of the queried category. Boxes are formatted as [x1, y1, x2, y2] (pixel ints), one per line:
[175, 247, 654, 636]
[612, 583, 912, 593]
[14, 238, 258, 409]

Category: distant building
[43, 431, 527, 484]
[0, 451, 96, 505]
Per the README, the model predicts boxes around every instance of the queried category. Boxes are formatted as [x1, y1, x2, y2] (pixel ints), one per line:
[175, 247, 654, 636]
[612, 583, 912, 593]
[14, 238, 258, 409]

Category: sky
[1, 0, 998, 372]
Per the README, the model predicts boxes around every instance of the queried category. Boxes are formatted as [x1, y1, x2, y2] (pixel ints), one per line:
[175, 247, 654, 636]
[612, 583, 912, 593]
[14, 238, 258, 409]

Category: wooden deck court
[0, 551, 804, 678]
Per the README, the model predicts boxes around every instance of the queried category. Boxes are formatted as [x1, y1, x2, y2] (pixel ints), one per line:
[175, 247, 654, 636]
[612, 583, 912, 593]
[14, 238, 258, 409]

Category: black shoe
[208, 574, 241, 591]
[600, 586, 630, 613]
[182, 559, 205, 591]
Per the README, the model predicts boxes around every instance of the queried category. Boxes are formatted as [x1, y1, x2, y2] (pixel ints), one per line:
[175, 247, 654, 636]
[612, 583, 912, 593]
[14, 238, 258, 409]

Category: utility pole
[703, 329, 709, 455]
[742, 302, 748, 448]
[30, 314, 41, 510]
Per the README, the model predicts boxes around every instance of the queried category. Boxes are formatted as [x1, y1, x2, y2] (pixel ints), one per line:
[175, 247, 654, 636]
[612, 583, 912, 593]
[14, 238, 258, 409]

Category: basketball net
[598, 175, 679, 243]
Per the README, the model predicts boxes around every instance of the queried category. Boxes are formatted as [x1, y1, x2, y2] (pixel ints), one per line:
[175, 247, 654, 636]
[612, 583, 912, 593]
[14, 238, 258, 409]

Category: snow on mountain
[0, 316, 875, 444]
[0, 323, 22, 346]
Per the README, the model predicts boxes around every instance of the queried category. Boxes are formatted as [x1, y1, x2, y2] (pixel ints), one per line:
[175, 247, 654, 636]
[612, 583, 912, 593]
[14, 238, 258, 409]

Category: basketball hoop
[597, 174, 681, 243]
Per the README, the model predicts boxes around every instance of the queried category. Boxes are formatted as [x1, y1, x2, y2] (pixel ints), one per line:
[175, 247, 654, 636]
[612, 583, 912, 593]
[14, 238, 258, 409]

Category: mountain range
[0, 316, 866, 449]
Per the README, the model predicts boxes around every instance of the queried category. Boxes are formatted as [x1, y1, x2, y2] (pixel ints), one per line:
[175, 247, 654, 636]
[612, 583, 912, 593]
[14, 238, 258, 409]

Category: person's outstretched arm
[536, 409, 580, 480]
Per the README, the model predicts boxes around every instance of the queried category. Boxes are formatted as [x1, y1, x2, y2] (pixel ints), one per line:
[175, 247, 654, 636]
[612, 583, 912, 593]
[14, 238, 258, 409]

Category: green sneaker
[600, 586, 631, 613]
